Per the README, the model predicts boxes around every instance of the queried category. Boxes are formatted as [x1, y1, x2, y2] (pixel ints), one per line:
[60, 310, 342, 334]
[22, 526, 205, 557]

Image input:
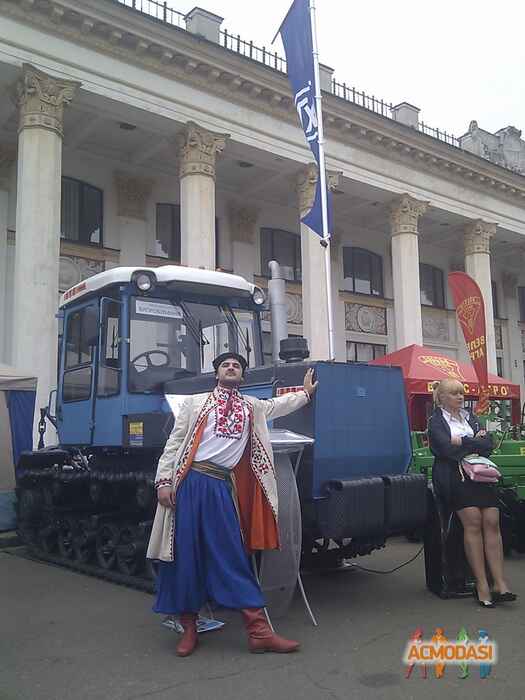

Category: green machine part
[409, 430, 525, 555]
[410, 431, 525, 498]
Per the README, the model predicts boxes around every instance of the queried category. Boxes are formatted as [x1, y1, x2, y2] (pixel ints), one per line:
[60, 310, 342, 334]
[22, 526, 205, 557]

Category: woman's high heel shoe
[492, 591, 517, 603]
[473, 588, 495, 608]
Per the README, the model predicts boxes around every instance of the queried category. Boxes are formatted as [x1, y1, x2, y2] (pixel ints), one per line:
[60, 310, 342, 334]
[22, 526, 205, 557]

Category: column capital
[114, 171, 153, 220]
[296, 163, 317, 218]
[463, 219, 496, 255]
[390, 194, 428, 236]
[296, 164, 341, 218]
[13, 64, 80, 137]
[176, 121, 229, 180]
[228, 202, 259, 243]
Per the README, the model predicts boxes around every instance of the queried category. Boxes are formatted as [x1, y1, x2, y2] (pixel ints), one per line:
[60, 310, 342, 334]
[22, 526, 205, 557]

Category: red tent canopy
[371, 344, 521, 429]
[370, 344, 520, 400]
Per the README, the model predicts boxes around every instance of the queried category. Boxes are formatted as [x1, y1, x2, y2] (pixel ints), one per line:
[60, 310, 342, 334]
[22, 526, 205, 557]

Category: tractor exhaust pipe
[268, 261, 288, 363]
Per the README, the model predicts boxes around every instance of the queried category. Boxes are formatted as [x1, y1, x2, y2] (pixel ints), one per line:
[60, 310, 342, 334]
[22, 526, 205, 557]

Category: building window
[496, 357, 504, 378]
[61, 177, 103, 245]
[420, 264, 445, 308]
[342, 247, 383, 296]
[492, 281, 499, 319]
[260, 228, 301, 282]
[518, 287, 525, 322]
[155, 203, 181, 261]
[346, 342, 386, 363]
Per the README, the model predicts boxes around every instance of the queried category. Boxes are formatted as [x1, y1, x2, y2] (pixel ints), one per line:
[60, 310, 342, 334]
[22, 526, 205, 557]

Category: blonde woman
[427, 378, 516, 607]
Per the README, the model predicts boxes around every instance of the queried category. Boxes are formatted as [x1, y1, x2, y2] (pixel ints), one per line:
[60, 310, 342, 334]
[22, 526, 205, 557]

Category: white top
[193, 388, 250, 469]
[59, 265, 260, 307]
[441, 408, 474, 439]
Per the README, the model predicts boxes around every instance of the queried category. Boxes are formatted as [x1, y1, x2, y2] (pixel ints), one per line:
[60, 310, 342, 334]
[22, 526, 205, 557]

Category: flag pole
[309, 0, 335, 360]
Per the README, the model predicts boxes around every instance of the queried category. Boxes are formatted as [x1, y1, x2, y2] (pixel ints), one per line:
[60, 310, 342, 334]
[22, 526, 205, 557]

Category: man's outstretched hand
[303, 368, 318, 398]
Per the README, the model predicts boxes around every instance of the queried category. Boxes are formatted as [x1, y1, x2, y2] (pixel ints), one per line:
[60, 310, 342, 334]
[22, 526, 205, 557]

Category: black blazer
[428, 408, 493, 468]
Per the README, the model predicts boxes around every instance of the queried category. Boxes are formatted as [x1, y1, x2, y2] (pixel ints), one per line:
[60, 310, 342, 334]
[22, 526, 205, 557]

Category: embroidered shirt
[441, 408, 474, 440]
[193, 386, 250, 469]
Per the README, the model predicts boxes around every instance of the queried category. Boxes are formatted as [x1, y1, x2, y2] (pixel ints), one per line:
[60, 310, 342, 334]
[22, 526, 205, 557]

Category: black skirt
[432, 462, 499, 511]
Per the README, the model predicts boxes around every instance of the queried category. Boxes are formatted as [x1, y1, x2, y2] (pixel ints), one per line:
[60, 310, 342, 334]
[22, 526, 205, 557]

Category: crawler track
[11, 545, 156, 593]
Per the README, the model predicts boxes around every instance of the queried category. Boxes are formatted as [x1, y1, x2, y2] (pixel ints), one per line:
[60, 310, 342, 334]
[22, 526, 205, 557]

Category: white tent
[0, 364, 37, 531]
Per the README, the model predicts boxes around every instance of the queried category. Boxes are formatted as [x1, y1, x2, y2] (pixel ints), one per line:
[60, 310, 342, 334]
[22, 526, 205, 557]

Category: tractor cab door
[57, 301, 99, 446]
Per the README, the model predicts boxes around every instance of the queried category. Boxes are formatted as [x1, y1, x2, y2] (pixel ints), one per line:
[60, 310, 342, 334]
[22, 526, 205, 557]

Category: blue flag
[278, 0, 332, 238]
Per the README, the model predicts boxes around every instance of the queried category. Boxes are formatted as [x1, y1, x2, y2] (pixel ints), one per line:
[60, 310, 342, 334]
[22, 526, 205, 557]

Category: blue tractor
[15, 265, 427, 586]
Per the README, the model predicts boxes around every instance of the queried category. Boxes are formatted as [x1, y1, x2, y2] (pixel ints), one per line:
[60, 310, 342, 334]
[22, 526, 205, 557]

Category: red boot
[241, 608, 300, 653]
[176, 613, 198, 657]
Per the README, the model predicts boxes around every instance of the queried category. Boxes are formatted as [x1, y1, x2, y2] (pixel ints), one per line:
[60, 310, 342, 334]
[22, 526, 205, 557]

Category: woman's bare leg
[482, 507, 510, 594]
[456, 507, 490, 601]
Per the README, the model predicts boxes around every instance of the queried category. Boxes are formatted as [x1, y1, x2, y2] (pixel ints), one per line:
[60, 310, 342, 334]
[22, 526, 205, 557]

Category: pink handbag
[460, 455, 501, 483]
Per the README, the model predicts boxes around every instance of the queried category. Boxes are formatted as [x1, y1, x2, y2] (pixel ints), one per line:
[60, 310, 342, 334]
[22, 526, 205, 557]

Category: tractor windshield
[128, 296, 261, 393]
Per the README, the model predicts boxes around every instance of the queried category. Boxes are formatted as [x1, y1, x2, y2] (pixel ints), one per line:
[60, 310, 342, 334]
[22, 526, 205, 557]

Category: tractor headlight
[252, 287, 265, 305]
[132, 270, 156, 293]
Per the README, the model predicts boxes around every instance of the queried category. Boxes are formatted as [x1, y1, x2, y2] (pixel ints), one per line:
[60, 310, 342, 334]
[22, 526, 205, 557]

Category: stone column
[463, 220, 497, 374]
[229, 203, 258, 282]
[296, 163, 340, 360]
[12, 64, 80, 444]
[390, 194, 427, 348]
[115, 171, 153, 267]
[176, 121, 228, 269]
[0, 144, 16, 363]
[501, 273, 524, 390]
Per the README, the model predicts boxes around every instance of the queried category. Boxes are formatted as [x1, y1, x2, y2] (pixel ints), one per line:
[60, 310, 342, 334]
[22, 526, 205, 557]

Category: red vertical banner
[448, 272, 490, 414]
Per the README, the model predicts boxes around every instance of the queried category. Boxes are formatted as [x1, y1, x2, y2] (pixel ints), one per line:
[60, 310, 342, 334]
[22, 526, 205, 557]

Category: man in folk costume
[147, 352, 318, 657]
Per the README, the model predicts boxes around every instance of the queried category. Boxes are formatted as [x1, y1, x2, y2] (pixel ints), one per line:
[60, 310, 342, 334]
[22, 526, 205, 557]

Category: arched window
[61, 177, 103, 245]
[419, 263, 445, 307]
[342, 247, 383, 296]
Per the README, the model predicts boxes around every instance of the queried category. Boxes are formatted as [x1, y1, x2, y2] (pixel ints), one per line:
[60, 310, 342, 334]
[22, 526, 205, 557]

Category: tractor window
[63, 367, 92, 402]
[129, 297, 200, 393]
[63, 307, 95, 402]
[98, 300, 121, 397]
[128, 297, 262, 393]
[65, 309, 93, 368]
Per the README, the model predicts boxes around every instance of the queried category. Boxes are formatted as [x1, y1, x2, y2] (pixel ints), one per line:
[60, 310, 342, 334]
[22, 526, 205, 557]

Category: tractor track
[6, 544, 156, 593]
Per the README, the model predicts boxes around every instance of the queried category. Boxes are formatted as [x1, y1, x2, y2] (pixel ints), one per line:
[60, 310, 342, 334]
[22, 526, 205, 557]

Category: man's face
[216, 358, 243, 388]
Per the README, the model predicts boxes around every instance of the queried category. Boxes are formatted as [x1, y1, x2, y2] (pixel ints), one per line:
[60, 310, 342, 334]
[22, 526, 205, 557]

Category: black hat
[212, 352, 248, 373]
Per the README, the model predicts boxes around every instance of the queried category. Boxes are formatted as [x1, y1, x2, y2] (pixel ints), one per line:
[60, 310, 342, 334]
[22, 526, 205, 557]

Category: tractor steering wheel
[130, 350, 170, 372]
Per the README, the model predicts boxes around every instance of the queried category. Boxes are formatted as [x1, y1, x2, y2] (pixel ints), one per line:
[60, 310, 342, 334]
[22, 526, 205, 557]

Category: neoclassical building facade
[1, 0, 525, 427]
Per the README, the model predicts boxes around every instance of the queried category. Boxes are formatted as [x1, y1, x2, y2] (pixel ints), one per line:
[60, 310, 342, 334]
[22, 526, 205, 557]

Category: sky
[167, 0, 525, 138]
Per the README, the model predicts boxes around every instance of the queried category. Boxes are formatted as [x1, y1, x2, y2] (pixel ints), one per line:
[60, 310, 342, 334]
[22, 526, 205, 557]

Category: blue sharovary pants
[153, 469, 265, 614]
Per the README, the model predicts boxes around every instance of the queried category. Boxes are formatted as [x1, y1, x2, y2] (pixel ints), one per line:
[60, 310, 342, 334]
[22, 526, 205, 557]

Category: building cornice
[2, 0, 525, 207]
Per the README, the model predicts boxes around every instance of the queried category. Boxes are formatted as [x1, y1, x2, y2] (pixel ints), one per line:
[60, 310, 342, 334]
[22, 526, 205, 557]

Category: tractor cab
[55, 266, 266, 449]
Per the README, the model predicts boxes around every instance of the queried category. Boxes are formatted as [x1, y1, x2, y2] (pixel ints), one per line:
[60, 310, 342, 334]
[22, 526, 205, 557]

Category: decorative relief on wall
[59, 255, 104, 292]
[262, 292, 303, 325]
[422, 307, 450, 342]
[495, 322, 503, 351]
[345, 303, 387, 334]
[114, 171, 153, 220]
